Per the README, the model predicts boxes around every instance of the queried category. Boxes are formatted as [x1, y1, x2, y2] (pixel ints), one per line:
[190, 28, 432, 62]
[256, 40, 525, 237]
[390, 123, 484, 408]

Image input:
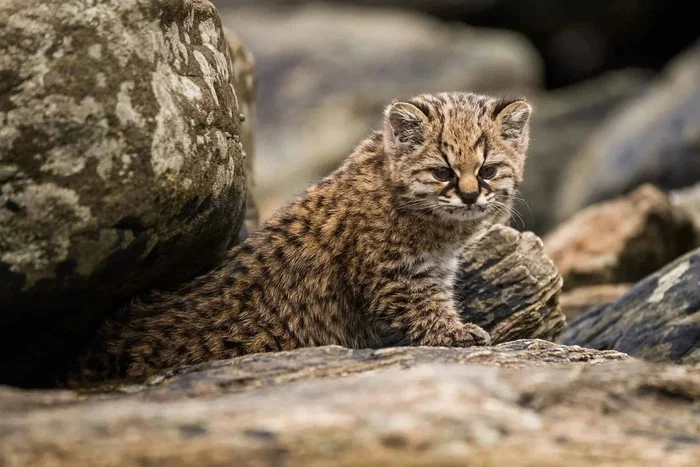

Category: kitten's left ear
[384, 101, 429, 149]
[494, 99, 532, 147]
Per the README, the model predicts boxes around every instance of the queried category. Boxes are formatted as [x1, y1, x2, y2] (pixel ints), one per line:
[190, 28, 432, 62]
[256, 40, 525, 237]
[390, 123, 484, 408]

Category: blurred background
[213, 0, 699, 234]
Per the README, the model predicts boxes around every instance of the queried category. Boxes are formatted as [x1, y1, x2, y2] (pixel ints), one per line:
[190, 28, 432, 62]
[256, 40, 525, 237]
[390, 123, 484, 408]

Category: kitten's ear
[384, 101, 429, 149]
[494, 99, 532, 147]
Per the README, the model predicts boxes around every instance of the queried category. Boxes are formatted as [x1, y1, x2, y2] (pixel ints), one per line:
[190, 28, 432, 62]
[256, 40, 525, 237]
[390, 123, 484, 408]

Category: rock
[0, 0, 251, 386]
[544, 185, 698, 290]
[225, 29, 259, 238]
[671, 182, 700, 238]
[457, 225, 565, 343]
[518, 70, 651, 234]
[216, 4, 543, 219]
[557, 40, 700, 221]
[559, 283, 632, 320]
[5, 341, 700, 466]
[561, 247, 700, 364]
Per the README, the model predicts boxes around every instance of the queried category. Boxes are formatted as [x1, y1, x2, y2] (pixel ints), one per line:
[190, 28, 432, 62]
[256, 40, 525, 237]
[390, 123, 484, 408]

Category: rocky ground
[4, 341, 700, 467]
[2, 1, 700, 466]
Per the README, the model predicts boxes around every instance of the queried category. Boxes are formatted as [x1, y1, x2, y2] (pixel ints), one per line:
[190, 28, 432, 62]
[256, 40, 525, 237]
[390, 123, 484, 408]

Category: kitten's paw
[457, 323, 491, 347]
[419, 322, 491, 347]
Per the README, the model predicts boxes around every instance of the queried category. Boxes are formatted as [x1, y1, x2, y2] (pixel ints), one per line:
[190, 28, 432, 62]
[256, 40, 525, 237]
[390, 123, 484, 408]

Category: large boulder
[4, 341, 700, 466]
[557, 40, 700, 221]
[216, 4, 543, 219]
[561, 247, 700, 364]
[544, 185, 698, 290]
[0, 0, 252, 386]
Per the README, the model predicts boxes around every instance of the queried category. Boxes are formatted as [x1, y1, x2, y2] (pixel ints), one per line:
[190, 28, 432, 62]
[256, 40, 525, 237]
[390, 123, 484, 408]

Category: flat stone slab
[5, 341, 700, 466]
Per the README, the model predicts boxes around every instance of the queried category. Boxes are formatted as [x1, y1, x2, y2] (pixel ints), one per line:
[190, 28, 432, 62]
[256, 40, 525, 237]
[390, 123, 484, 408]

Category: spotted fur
[71, 92, 531, 384]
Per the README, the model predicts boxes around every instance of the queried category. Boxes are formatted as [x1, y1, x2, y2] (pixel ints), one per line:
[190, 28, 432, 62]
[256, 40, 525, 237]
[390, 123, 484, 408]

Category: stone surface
[672, 183, 700, 238]
[0, 0, 250, 386]
[5, 341, 700, 466]
[544, 185, 697, 290]
[518, 70, 651, 234]
[216, 4, 542, 219]
[457, 225, 565, 343]
[561, 247, 700, 364]
[559, 283, 632, 320]
[557, 40, 700, 221]
[225, 29, 259, 238]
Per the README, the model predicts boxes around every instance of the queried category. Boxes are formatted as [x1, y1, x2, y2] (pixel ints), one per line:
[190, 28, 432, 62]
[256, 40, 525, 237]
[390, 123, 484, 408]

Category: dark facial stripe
[472, 133, 485, 151]
[437, 111, 453, 170]
[439, 178, 457, 197]
[439, 151, 452, 170]
[479, 178, 494, 194]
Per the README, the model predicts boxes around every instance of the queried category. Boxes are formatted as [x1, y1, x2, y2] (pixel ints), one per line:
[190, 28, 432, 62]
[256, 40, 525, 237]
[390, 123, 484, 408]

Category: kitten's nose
[459, 191, 479, 205]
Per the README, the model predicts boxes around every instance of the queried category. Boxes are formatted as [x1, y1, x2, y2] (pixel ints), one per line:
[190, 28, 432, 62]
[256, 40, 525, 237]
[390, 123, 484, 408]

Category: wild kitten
[71, 92, 531, 384]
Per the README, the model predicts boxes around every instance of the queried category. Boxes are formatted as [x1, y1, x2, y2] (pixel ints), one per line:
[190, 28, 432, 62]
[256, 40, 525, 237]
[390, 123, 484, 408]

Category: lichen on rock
[0, 0, 252, 387]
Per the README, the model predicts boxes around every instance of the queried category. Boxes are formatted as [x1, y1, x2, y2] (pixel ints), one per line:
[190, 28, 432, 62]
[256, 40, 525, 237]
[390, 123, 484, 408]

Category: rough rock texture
[457, 225, 565, 343]
[5, 341, 700, 467]
[216, 4, 543, 219]
[518, 70, 651, 234]
[561, 247, 700, 364]
[0, 0, 250, 386]
[559, 284, 632, 320]
[545, 185, 698, 290]
[557, 40, 700, 221]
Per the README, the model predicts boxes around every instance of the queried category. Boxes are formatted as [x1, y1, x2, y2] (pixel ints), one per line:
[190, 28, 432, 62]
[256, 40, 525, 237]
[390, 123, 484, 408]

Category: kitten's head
[383, 92, 531, 223]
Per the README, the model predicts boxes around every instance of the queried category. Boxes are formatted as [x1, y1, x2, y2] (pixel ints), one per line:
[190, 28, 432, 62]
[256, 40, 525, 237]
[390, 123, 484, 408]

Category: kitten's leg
[371, 279, 490, 347]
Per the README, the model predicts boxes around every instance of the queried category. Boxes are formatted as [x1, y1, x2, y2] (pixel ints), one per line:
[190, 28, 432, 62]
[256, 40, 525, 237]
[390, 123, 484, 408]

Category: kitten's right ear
[493, 98, 532, 147]
[384, 101, 429, 149]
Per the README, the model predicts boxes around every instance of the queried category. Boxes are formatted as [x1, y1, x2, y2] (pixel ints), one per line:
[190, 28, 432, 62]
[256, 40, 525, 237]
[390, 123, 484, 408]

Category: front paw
[419, 322, 491, 347]
[455, 323, 491, 347]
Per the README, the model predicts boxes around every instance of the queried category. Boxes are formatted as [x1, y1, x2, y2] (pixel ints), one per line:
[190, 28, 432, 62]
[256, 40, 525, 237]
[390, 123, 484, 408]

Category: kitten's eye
[431, 167, 454, 181]
[479, 165, 497, 180]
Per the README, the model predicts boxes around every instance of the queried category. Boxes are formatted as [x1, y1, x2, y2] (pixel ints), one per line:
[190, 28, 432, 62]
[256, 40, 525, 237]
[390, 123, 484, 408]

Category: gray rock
[5, 342, 700, 466]
[457, 225, 565, 343]
[561, 247, 700, 364]
[216, 4, 543, 219]
[557, 40, 700, 221]
[0, 0, 251, 386]
[519, 70, 651, 234]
